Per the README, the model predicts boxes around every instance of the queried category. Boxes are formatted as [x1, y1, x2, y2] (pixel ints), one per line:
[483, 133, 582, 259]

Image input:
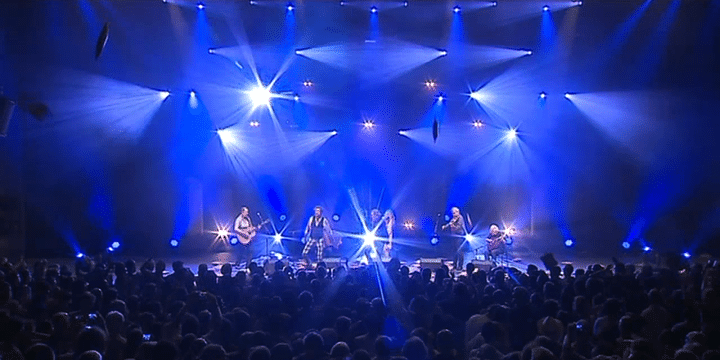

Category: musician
[234, 206, 254, 266]
[441, 207, 467, 270]
[365, 209, 395, 261]
[485, 223, 507, 261]
[302, 206, 333, 265]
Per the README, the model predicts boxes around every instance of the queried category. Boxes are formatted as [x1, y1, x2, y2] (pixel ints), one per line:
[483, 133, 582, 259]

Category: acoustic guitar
[237, 219, 270, 245]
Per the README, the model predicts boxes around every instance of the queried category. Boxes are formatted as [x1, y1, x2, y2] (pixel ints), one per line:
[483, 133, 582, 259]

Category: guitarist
[302, 206, 334, 266]
[485, 224, 507, 261]
[234, 207, 256, 266]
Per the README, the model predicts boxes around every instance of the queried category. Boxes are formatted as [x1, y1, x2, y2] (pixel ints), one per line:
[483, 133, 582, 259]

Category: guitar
[486, 233, 508, 253]
[237, 219, 270, 244]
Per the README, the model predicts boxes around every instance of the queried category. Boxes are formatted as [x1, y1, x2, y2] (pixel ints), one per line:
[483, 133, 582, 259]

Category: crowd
[1, 252, 720, 360]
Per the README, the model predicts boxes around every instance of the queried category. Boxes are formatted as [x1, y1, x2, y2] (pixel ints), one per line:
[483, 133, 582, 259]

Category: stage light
[505, 128, 518, 140]
[107, 247, 114, 252]
[303, 80, 313, 87]
[539, 92, 547, 99]
[564, 239, 575, 247]
[464, 234, 474, 242]
[643, 246, 652, 252]
[111, 241, 121, 249]
[229, 235, 239, 245]
[683, 252, 691, 259]
[622, 241, 630, 249]
[543, 5, 549, 11]
[525, 50, 533, 55]
[197, 2, 205, 10]
[190, 90, 196, 97]
[472, 120, 484, 128]
[564, 92, 573, 99]
[424, 80, 437, 89]
[170, 239, 179, 247]
[294, 94, 300, 101]
[453, 5, 461, 13]
[331, 130, 338, 135]
[398, 130, 406, 136]
[76, 252, 85, 259]
[404, 1, 408, 6]
[287, 3, 294, 11]
[439, 50, 448, 56]
[159, 91, 170, 100]
[247, 86, 272, 107]
[403, 220, 415, 230]
[332, 214, 341, 221]
[370, 6, 378, 13]
[430, 236, 440, 245]
[273, 233, 283, 243]
[362, 119, 375, 129]
[279, 214, 287, 221]
[249, 120, 260, 127]
[492, 1, 497, 6]
[470, 91, 483, 101]
[437, 94, 445, 102]
[340, 1, 345, 5]
[217, 229, 229, 238]
[363, 231, 377, 247]
[208, 48, 215, 54]
[250, 0, 257, 4]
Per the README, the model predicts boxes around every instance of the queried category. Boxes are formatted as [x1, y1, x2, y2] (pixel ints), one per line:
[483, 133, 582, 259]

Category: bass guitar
[237, 219, 270, 244]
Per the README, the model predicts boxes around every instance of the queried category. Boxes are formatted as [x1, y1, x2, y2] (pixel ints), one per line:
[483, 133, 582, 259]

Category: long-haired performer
[441, 207, 468, 270]
[302, 206, 333, 265]
[366, 209, 395, 261]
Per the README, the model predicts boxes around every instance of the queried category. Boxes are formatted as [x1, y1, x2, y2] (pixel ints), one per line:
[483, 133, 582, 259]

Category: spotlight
[250, 0, 257, 4]
[543, 5, 549, 11]
[564, 239, 575, 247]
[643, 246, 652, 252]
[208, 48, 215, 54]
[472, 120, 484, 128]
[247, 86, 272, 107]
[340, 1, 344, 5]
[170, 239, 179, 247]
[404, 1, 408, 6]
[492, 1, 497, 6]
[331, 130, 338, 135]
[362, 119, 375, 129]
[111, 241, 121, 249]
[249, 120, 260, 127]
[470, 91, 482, 101]
[76, 252, 85, 259]
[303, 80, 313, 87]
[564, 92, 573, 99]
[159, 91, 170, 100]
[294, 94, 300, 101]
[453, 5, 461, 13]
[107, 247, 114, 252]
[273, 233, 283, 243]
[621, 241, 630, 249]
[370, 6, 378, 13]
[464, 234, 474, 242]
[430, 235, 440, 245]
[279, 214, 287, 221]
[363, 231, 376, 247]
[332, 214, 341, 221]
[437, 94, 445, 102]
[190, 90, 196, 97]
[398, 130, 406, 136]
[505, 128, 518, 140]
[217, 229, 229, 238]
[439, 50, 448, 56]
[229, 235, 239, 245]
[403, 220, 415, 230]
[683, 252, 691, 259]
[197, 2, 204, 10]
[424, 80, 437, 89]
[525, 50, 533, 55]
[539, 92, 547, 99]
[287, 3, 294, 11]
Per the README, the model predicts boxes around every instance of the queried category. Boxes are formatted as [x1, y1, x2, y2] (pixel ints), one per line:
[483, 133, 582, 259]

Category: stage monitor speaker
[470, 260, 494, 272]
[419, 258, 445, 270]
[540, 253, 559, 270]
[321, 257, 346, 269]
[0, 97, 16, 137]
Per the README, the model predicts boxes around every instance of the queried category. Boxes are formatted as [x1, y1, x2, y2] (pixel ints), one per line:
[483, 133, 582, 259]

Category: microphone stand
[257, 212, 269, 260]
